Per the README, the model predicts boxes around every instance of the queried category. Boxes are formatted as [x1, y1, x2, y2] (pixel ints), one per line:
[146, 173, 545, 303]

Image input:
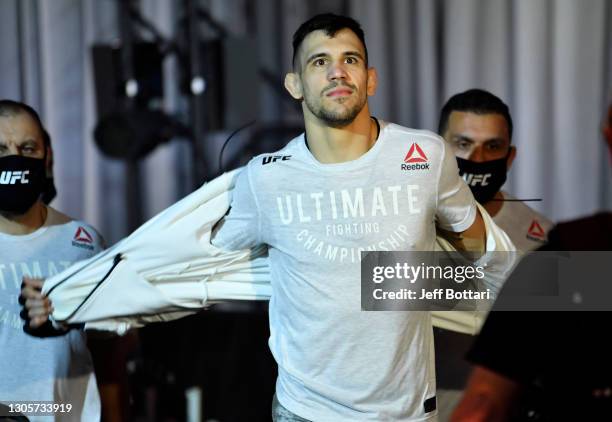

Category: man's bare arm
[88, 334, 136, 422]
[450, 366, 521, 422]
[438, 208, 487, 255]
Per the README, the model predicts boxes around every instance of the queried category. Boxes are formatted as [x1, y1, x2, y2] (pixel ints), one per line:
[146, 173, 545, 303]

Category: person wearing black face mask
[439, 89, 553, 253]
[0, 100, 129, 421]
[432, 89, 555, 420]
[0, 117, 52, 220]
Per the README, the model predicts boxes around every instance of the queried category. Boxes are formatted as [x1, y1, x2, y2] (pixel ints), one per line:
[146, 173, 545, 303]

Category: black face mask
[0, 155, 47, 215]
[456, 154, 509, 203]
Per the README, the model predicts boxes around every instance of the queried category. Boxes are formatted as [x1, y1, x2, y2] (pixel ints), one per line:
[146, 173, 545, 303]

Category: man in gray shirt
[212, 14, 487, 421]
[22, 14, 489, 422]
[1, 100, 126, 421]
[434, 89, 554, 420]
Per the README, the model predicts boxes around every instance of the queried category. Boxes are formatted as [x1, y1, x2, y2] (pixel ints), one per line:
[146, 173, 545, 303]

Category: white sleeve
[436, 141, 477, 232]
[42, 169, 271, 334]
[432, 202, 518, 335]
[212, 164, 261, 250]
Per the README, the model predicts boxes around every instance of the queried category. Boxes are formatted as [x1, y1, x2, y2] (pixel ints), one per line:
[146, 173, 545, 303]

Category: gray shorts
[272, 394, 311, 422]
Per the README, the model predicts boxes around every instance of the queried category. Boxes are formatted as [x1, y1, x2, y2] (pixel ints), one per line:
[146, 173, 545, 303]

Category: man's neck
[0, 201, 47, 235]
[304, 107, 378, 164]
[483, 191, 504, 217]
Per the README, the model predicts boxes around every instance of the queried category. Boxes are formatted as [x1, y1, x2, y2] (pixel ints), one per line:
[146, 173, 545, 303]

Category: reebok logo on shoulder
[72, 226, 94, 250]
[0, 170, 30, 185]
[526, 219, 546, 242]
[262, 155, 291, 165]
[401, 143, 429, 170]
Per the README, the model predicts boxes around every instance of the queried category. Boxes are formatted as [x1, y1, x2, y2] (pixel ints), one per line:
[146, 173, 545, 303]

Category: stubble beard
[304, 86, 366, 128]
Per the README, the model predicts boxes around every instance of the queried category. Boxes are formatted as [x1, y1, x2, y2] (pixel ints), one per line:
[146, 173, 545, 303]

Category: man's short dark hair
[292, 13, 368, 69]
[0, 99, 50, 148]
[438, 89, 513, 140]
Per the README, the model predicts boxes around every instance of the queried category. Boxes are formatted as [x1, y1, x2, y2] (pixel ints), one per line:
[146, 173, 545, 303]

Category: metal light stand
[118, 0, 144, 232]
[184, 0, 208, 186]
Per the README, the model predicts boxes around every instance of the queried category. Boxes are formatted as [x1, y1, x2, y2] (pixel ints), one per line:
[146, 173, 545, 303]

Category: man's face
[0, 113, 46, 159]
[285, 29, 377, 127]
[443, 111, 514, 166]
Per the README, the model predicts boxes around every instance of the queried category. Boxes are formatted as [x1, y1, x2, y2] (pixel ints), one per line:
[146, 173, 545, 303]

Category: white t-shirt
[0, 208, 103, 422]
[213, 121, 477, 421]
[492, 191, 553, 252]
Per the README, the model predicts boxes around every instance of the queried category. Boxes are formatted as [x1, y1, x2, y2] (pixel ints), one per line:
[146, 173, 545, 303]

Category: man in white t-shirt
[434, 89, 554, 420]
[211, 14, 487, 421]
[0, 100, 103, 421]
[20, 14, 490, 422]
[1, 100, 128, 421]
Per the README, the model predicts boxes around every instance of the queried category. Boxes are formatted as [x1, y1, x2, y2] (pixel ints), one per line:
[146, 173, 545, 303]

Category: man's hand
[450, 366, 521, 422]
[20, 277, 53, 329]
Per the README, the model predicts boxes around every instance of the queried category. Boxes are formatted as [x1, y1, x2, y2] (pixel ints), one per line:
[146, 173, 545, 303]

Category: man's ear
[284, 72, 303, 100]
[506, 146, 516, 171]
[45, 145, 53, 176]
[366, 67, 378, 97]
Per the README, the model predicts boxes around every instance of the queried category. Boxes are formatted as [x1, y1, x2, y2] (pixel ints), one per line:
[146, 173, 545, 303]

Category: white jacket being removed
[43, 168, 515, 335]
